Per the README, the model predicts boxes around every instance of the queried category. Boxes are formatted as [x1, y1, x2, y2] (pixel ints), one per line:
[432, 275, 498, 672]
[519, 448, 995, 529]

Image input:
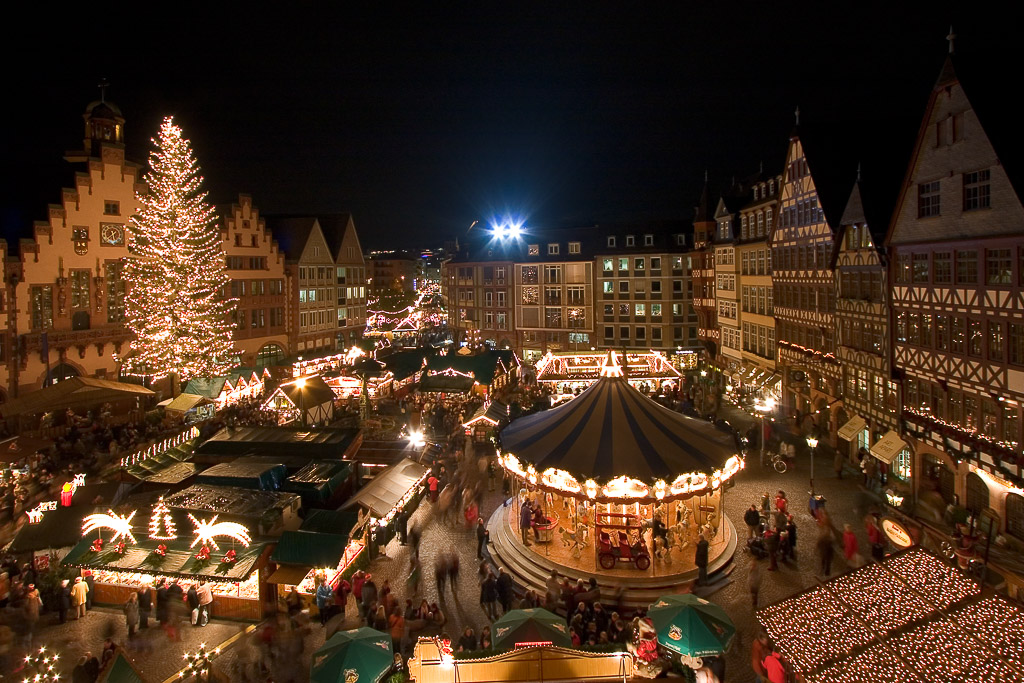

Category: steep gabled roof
[264, 216, 319, 262]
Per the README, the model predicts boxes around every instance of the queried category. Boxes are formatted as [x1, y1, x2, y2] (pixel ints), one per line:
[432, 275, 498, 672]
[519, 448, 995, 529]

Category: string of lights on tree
[179, 643, 220, 681]
[123, 117, 237, 382]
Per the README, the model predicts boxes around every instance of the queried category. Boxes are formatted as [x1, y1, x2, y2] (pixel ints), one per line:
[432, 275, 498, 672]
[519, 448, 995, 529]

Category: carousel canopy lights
[498, 373, 740, 503]
[599, 350, 623, 378]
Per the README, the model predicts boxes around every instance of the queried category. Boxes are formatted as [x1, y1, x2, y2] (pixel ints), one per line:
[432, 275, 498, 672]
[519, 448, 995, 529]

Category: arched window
[256, 343, 285, 369]
[966, 472, 990, 515]
[49, 363, 80, 384]
[1007, 493, 1024, 542]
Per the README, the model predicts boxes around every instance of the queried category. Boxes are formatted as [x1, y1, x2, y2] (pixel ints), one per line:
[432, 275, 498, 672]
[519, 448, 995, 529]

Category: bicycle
[768, 451, 787, 474]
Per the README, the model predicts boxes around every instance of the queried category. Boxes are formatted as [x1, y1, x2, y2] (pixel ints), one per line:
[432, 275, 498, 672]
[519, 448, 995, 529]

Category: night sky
[4, 4, 1018, 250]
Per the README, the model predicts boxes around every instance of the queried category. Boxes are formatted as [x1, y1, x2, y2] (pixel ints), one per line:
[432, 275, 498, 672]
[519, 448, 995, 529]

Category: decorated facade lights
[187, 514, 251, 550]
[82, 510, 138, 546]
[904, 405, 1020, 451]
[180, 642, 220, 681]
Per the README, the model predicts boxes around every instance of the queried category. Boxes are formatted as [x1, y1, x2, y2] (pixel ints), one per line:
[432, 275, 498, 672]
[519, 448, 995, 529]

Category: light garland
[180, 642, 220, 680]
[187, 514, 251, 550]
[904, 406, 1021, 452]
[124, 117, 236, 382]
[83, 510, 138, 545]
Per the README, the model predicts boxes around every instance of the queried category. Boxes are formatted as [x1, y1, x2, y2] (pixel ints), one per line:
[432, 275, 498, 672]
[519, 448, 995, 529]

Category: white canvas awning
[837, 415, 867, 442]
[870, 430, 907, 465]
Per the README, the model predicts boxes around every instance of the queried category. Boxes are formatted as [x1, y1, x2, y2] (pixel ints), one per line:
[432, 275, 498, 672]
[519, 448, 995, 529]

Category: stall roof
[0, 435, 55, 463]
[7, 506, 98, 554]
[62, 535, 267, 582]
[270, 530, 349, 568]
[464, 401, 509, 427]
[266, 564, 313, 585]
[0, 378, 154, 418]
[274, 376, 336, 407]
[300, 509, 360, 536]
[379, 348, 436, 382]
[196, 461, 287, 491]
[287, 460, 352, 485]
[163, 484, 299, 519]
[184, 367, 266, 399]
[165, 393, 215, 414]
[195, 426, 361, 460]
[425, 351, 507, 385]
[125, 461, 200, 485]
[343, 458, 427, 518]
[96, 649, 145, 683]
[418, 374, 476, 394]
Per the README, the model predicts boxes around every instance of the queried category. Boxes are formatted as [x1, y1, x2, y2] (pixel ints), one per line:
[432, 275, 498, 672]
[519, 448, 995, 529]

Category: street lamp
[755, 398, 776, 467]
[806, 435, 819, 495]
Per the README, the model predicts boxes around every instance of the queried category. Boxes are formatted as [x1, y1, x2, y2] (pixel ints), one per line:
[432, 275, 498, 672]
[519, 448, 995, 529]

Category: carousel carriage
[596, 512, 651, 570]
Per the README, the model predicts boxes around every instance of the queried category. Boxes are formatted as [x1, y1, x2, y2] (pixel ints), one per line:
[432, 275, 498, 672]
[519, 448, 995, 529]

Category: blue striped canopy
[500, 376, 736, 483]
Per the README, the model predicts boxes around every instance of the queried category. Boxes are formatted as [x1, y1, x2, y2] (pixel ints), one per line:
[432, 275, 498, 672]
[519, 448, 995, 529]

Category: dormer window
[644, 234, 654, 246]
[548, 243, 559, 255]
[569, 241, 581, 254]
[626, 235, 635, 247]
[675, 234, 685, 246]
[768, 180, 775, 194]
[607, 236, 616, 247]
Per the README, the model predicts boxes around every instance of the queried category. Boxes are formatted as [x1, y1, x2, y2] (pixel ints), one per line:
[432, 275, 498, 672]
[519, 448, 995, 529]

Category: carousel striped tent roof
[500, 376, 736, 483]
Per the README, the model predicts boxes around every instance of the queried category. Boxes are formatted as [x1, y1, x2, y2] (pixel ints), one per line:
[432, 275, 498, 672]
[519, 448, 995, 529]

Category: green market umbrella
[492, 608, 573, 651]
[311, 627, 394, 683]
[648, 594, 736, 657]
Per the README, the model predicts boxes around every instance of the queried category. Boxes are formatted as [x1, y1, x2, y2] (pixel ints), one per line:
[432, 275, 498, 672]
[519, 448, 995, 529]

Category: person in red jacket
[843, 523, 860, 566]
[763, 647, 788, 683]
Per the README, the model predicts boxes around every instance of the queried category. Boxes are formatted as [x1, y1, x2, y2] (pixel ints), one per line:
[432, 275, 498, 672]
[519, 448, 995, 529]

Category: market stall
[163, 393, 217, 423]
[757, 547, 1024, 682]
[281, 459, 355, 507]
[194, 426, 362, 463]
[462, 400, 509, 444]
[263, 376, 336, 426]
[342, 457, 428, 557]
[534, 350, 681, 394]
[183, 367, 270, 407]
[61, 500, 273, 620]
[267, 529, 361, 597]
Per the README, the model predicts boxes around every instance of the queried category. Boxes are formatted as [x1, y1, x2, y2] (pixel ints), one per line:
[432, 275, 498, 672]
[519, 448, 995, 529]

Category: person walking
[361, 573, 378, 618]
[476, 518, 487, 559]
[123, 592, 140, 639]
[747, 558, 763, 608]
[764, 527, 779, 572]
[834, 450, 845, 479]
[480, 571, 499, 620]
[138, 584, 152, 629]
[434, 558, 447, 600]
[83, 570, 95, 611]
[817, 530, 835, 577]
[196, 579, 213, 626]
[71, 576, 89, 619]
[763, 647, 787, 683]
[58, 579, 71, 624]
[695, 534, 709, 585]
[751, 632, 770, 683]
[744, 505, 761, 539]
[24, 584, 42, 646]
[842, 523, 860, 567]
[447, 554, 460, 593]
[785, 515, 798, 560]
[316, 578, 334, 626]
[496, 569, 514, 615]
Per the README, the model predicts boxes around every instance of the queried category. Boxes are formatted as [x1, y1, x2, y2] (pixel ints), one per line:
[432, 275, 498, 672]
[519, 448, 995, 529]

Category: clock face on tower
[100, 223, 124, 246]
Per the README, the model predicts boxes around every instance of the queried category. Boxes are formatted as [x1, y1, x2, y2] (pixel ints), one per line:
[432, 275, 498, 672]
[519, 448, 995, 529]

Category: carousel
[491, 351, 741, 593]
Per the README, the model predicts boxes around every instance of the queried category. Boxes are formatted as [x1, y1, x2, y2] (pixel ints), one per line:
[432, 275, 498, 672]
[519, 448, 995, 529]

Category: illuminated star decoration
[188, 514, 251, 550]
[82, 510, 138, 545]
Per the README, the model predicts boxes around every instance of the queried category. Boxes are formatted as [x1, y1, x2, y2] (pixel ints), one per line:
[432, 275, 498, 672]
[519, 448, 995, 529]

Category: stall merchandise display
[89, 569, 260, 599]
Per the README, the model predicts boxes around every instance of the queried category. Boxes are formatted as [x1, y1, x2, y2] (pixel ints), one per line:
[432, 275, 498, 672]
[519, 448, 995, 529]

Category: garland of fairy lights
[123, 117, 237, 381]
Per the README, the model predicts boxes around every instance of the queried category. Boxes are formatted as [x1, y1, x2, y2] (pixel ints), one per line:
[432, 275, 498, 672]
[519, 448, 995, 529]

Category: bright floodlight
[755, 397, 775, 413]
[409, 430, 426, 448]
[806, 436, 819, 449]
[509, 222, 523, 238]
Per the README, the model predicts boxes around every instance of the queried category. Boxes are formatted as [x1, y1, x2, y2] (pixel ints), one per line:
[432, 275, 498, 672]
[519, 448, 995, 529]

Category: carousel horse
[558, 523, 588, 559]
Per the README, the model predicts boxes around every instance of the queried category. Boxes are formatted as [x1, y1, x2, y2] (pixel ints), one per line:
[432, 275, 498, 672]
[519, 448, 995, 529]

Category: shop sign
[881, 517, 914, 548]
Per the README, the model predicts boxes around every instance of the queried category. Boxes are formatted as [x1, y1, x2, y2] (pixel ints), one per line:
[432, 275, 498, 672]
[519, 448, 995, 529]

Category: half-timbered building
[886, 52, 1024, 546]
[769, 125, 843, 441]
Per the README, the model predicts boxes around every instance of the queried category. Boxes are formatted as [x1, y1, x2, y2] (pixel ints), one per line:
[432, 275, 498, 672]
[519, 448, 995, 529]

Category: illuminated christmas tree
[149, 497, 177, 540]
[125, 117, 235, 384]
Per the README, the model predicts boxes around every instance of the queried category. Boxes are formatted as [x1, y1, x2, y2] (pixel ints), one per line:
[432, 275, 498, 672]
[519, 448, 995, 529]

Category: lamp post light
[755, 398, 776, 467]
[806, 435, 819, 496]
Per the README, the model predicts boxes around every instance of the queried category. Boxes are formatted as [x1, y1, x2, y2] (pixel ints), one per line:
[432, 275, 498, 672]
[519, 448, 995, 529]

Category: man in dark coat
[58, 579, 71, 624]
[496, 569, 514, 615]
[519, 501, 533, 546]
[695, 534, 710, 585]
[83, 571, 95, 611]
[744, 505, 762, 539]
[395, 508, 408, 545]
[186, 584, 200, 626]
[785, 515, 798, 560]
[155, 579, 169, 624]
[476, 519, 488, 559]
[138, 584, 152, 629]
